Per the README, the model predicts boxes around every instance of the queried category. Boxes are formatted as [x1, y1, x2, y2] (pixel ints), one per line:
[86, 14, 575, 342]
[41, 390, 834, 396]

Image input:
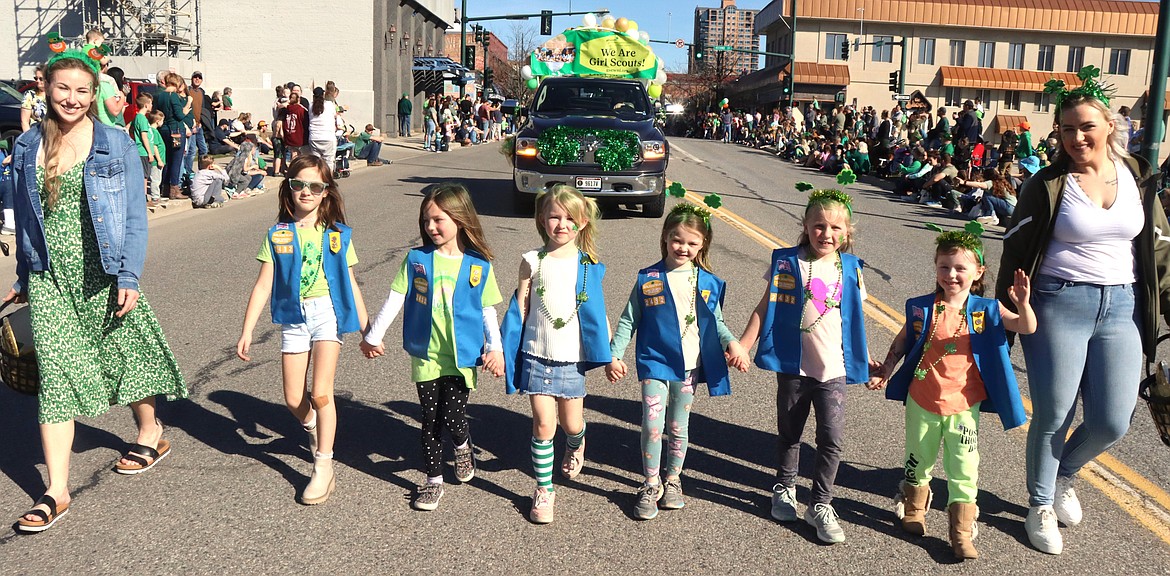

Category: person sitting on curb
[354, 124, 386, 166]
[190, 155, 228, 208]
[208, 118, 241, 155]
[225, 134, 266, 196]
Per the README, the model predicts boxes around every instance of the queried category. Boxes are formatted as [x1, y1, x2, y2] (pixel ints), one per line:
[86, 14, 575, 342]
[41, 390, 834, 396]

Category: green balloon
[527, 78, 539, 89]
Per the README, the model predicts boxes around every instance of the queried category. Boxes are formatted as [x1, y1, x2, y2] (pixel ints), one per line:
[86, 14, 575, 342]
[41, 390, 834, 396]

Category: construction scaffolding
[15, 0, 200, 69]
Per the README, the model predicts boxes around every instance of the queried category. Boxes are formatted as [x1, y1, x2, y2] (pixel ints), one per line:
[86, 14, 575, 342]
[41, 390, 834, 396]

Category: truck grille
[552, 132, 640, 166]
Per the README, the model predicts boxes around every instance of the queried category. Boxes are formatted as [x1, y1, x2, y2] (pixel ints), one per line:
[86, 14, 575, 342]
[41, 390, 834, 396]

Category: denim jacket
[11, 120, 148, 293]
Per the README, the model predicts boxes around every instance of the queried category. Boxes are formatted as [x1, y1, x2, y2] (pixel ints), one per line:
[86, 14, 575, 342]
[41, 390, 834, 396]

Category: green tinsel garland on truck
[536, 126, 642, 171]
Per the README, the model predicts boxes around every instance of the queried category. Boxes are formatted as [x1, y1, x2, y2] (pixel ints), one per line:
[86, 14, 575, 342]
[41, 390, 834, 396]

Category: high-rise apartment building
[691, 0, 760, 75]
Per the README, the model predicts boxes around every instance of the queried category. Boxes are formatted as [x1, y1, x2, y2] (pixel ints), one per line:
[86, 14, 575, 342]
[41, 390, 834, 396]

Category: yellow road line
[687, 185, 1170, 545]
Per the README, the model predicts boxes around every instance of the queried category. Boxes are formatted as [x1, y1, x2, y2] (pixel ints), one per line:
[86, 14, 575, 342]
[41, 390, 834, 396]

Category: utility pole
[460, 0, 468, 97]
[787, 0, 797, 108]
[899, 35, 907, 95]
[1141, 0, 1170, 169]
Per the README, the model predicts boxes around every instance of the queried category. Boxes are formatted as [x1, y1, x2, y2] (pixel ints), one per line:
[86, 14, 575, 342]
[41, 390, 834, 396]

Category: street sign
[892, 94, 911, 101]
[712, 45, 732, 51]
[675, 38, 685, 49]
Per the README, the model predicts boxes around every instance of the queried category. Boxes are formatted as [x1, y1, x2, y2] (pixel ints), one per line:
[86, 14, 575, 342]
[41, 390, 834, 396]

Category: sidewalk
[145, 134, 433, 222]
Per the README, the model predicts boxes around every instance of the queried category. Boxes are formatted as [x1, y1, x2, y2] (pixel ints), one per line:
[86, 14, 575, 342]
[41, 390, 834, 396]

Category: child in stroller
[334, 116, 355, 178]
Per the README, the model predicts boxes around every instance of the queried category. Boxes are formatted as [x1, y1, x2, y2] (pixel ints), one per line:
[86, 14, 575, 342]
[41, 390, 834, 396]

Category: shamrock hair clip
[46, 32, 66, 53]
[667, 181, 687, 198]
[1044, 65, 1114, 112]
[668, 185, 723, 228]
[925, 221, 986, 265]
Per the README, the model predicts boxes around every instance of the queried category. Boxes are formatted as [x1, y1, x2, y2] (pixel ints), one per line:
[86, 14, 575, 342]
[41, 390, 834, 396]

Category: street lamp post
[857, 7, 865, 64]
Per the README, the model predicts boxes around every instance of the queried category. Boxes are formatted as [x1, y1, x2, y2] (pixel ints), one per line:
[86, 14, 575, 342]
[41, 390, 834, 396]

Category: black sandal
[14, 494, 69, 533]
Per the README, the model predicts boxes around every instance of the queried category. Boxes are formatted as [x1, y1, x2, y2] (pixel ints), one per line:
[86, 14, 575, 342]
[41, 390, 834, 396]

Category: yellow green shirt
[257, 225, 358, 299]
[390, 252, 502, 387]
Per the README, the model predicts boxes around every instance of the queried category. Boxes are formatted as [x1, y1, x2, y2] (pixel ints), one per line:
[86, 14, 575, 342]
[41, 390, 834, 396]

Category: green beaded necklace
[798, 251, 844, 334]
[913, 300, 968, 381]
[534, 250, 590, 329]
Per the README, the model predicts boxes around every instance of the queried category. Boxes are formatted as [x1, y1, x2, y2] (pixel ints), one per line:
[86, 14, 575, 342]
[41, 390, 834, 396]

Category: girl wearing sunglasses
[236, 154, 369, 506]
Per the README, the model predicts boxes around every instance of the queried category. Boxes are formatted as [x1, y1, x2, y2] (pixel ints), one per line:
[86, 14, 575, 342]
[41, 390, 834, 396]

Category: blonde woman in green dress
[7, 50, 186, 534]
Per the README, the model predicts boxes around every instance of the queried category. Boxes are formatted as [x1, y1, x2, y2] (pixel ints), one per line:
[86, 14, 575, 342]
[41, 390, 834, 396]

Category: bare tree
[499, 22, 540, 101]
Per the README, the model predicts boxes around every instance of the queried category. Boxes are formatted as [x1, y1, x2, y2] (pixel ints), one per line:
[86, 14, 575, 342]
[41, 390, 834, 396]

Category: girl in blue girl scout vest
[237, 155, 369, 506]
[739, 180, 878, 545]
[604, 193, 751, 521]
[869, 221, 1034, 561]
[360, 183, 505, 512]
[501, 184, 610, 525]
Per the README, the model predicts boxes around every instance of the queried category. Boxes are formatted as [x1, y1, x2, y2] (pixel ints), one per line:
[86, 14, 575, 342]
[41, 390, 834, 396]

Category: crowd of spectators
[421, 93, 511, 152]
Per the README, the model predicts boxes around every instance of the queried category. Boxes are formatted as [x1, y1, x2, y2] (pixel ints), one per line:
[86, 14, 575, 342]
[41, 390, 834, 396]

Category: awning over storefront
[793, 62, 850, 86]
[412, 57, 471, 94]
[939, 66, 1078, 92]
[995, 114, 1029, 134]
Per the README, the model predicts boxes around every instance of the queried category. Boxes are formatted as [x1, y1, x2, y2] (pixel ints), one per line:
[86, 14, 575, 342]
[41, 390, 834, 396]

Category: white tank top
[521, 249, 582, 361]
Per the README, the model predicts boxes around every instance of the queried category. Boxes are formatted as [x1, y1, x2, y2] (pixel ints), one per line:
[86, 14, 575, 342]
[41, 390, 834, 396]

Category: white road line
[670, 141, 704, 164]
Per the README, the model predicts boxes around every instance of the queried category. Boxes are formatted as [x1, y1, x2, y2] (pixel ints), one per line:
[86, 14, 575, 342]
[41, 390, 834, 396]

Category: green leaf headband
[45, 37, 106, 75]
[666, 182, 722, 228]
[797, 168, 857, 215]
[1044, 65, 1114, 113]
[925, 221, 985, 265]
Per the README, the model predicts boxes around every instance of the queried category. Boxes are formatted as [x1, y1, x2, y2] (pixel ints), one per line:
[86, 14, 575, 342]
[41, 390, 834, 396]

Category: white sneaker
[976, 214, 999, 226]
[770, 483, 797, 522]
[804, 502, 846, 544]
[1054, 476, 1083, 526]
[1025, 505, 1064, 554]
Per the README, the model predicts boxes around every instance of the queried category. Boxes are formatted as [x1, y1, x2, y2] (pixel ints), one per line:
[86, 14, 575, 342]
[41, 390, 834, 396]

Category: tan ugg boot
[899, 481, 933, 536]
[949, 502, 979, 560]
[300, 452, 335, 505]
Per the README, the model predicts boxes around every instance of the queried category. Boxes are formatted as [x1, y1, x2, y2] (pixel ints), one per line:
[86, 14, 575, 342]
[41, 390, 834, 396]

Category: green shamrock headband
[926, 221, 985, 265]
[797, 168, 857, 216]
[666, 182, 722, 228]
[1044, 65, 1114, 114]
[45, 37, 107, 75]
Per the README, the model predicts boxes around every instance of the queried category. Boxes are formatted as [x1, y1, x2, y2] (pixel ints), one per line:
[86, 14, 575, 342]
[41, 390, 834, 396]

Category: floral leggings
[641, 374, 696, 480]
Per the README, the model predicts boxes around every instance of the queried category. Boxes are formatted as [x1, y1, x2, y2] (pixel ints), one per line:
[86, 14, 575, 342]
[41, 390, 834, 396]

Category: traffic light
[840, 40, 850, 61]
[694, 45, 705, 60]
[484, 36, 491, 50]
[540, 10, 553, 35]
[475, 26, 484, 44]
[464, 45, 476, 68]
[888, 70, 900, 92]
[484, 68, 494, 89]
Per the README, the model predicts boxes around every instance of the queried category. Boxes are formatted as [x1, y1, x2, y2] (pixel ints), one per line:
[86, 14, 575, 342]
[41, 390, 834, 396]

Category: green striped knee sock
[531, 437, 555, 489]
[566, 423, 586, 451]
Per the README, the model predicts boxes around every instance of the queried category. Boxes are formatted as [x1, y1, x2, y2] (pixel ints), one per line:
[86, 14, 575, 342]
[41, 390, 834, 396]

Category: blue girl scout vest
[754, 247, 870, 385]
[267, 222, 360, 334]
[401, 246, 492, 368]
[886, 294, 1027, 430]
[634, 262, 730, 396]
[501, 252, 611, 394]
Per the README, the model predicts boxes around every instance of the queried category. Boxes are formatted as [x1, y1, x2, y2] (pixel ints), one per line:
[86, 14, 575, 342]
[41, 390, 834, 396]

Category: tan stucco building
[736, 0, 1165, 144]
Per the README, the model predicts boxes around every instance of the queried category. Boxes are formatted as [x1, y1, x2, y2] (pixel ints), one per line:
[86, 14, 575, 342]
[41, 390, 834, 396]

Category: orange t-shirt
[908, 304, 987, 416]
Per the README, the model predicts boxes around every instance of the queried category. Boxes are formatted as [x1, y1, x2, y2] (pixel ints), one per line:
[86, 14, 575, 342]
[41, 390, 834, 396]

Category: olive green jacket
[995, 154, 1170, 360]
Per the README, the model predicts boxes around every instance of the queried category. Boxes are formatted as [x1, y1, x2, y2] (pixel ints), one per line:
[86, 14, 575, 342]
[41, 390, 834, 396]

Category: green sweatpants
[903, 395, 981, 504]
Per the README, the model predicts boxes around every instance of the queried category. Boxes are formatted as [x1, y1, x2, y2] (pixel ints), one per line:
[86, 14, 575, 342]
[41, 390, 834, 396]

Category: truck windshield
[532, 82, 650, 119]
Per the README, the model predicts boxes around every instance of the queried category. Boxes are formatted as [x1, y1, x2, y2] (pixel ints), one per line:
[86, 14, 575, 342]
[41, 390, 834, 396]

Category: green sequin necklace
[534, 250, 590, 329]
[913, 300, 968, 381]
[798, 251, 843, 334]
[679, 265, 699, 337]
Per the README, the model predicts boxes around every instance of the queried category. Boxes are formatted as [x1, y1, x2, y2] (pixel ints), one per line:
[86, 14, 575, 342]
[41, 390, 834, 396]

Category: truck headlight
[517, 137, 538, 157]
[642, 140, 666, 160]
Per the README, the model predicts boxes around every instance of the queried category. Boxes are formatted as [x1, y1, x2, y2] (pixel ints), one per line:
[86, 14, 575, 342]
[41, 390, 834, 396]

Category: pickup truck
[511, 76, 669, 217]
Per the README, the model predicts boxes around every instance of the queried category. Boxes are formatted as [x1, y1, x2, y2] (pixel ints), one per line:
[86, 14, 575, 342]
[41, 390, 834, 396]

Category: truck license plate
[575, 177, 602, 191]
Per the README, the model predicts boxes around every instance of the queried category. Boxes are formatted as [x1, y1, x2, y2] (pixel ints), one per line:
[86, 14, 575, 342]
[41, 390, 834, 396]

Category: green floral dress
[27, 162, 187, 424]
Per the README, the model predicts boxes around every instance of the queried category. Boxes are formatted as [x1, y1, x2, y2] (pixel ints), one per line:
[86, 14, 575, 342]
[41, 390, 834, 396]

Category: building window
[1034, 92, 1052, 113]
[873, 35, 894, 63]
[919, 38, 936, 65]
[1037, 45, 1055, 71]
[945, 87, 962, 107]
[1067, 46, 1085, 72]
[949, 40, 966, 66]
[1007, 43, 1025, 70]
[1005, 90, 1021, 111]
[1109, 48, 1131, 75]
[975, 89, 992, 107]
[978, 42, 995, 67]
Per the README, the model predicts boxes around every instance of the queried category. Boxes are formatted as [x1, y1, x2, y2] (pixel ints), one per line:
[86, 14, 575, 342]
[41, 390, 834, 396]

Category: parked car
[122, 80, 161, 125]
[0, 81, 24, 151]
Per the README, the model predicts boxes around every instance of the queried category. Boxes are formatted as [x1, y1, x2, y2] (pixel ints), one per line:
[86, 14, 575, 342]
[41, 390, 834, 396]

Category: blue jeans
[424, 118, 436, 150]
[399, 113, 411, 136]
[164, 132, 187, 188]
[980, 196, 1014, 221]
[1020, 276, 1141, 506]
[355, 140, 382, 162]
[182, 130, 197, 181]
[194, 126, 208, 155]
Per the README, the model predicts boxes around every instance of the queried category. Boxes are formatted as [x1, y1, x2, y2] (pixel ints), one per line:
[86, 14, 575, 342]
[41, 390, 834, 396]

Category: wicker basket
[0, 302, 38, 396]
[1139, 334, 1170, 448]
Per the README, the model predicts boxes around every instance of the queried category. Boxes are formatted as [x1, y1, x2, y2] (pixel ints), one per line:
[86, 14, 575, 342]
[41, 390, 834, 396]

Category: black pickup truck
[511, 76, 669, 217]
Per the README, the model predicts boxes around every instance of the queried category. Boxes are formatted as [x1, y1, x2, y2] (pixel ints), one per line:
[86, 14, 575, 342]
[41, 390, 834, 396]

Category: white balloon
[582, 13, 598, 27]
[655, 69, 667, 84]
[639, 31, 650, 44]
[521, 65, 533, 80]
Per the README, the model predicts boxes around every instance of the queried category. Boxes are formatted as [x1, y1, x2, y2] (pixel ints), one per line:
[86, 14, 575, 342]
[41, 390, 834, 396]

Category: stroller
[335, 125, 355, 178]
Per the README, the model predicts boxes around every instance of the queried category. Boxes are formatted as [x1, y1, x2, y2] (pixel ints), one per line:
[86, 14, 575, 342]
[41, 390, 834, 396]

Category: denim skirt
[517, 353, 587, 398]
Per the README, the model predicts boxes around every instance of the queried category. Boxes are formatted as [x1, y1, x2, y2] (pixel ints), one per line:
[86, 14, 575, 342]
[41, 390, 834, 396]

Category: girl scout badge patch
[971, 311, 986, 334]
[470, 265, 483, 287]
[329, 231, 341, 254]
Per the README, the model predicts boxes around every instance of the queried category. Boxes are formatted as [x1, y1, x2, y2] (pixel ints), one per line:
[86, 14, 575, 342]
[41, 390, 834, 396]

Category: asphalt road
[1, 137, 1169, 574]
